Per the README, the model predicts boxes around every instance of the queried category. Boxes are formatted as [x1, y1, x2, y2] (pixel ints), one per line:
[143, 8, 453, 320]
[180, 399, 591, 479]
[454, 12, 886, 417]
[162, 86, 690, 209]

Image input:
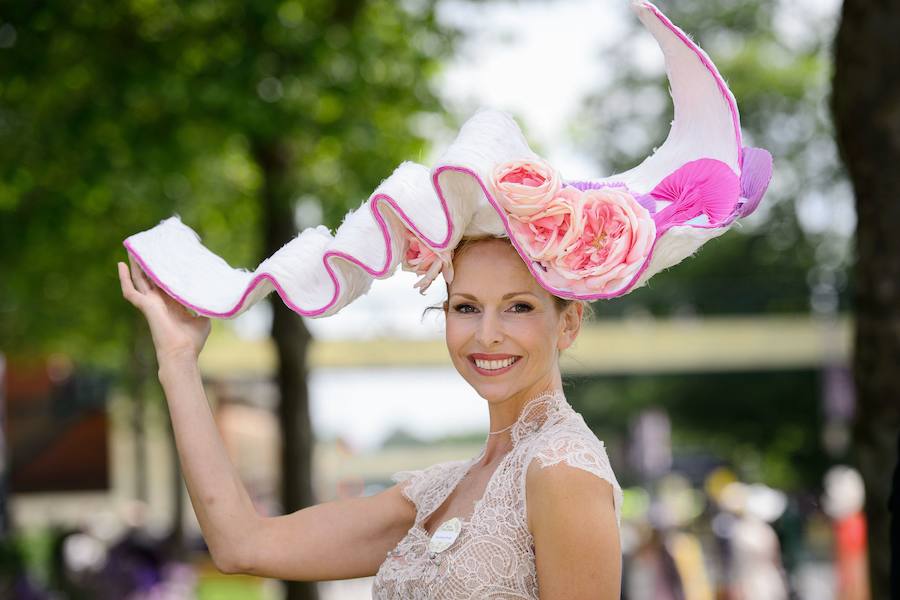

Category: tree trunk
[0, 353, 9, 537]
[832, 2, 900, 598]
[254, 137, 319, 600]
[128, 324, 152, 505]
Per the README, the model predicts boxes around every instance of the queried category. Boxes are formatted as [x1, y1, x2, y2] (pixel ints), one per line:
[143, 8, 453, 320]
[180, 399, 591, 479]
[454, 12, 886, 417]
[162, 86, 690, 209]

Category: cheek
[444, 317, 468, 352]
[507, 319, 555, 356]
[529, 320, 560, 358]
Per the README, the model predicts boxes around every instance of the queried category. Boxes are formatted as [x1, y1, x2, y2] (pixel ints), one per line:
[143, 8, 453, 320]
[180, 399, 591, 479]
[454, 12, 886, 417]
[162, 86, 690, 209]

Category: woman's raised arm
[117, 259, 416, 579]
[155, 355, 416, 579]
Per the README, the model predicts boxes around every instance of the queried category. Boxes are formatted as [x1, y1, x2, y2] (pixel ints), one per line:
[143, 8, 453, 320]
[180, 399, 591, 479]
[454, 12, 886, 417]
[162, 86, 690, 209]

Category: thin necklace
[487, 422, 514, 435]
[486, 388, 561, 435]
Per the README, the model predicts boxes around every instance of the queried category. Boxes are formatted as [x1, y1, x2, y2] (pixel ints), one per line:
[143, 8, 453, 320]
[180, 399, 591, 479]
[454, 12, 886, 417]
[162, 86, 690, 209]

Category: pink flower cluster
[400, 229, 454, 295]
[399, 157, 657, 296]
[489, 158, 656, 295]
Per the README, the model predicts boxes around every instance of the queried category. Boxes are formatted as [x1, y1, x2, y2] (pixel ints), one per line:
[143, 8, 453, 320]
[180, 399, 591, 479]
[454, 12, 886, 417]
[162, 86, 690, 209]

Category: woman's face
[443, 238, 582, 404]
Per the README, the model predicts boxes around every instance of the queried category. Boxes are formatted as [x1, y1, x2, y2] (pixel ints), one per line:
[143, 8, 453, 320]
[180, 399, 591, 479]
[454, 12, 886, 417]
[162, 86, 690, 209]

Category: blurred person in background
[720, 481, 790, 600]
[626, 522, 685, 600]
[823, 466, 870, 600]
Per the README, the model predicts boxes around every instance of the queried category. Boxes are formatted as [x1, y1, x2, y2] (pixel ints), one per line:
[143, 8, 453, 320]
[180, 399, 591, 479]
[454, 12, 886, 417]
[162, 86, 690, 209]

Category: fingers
[118, 261, 145, 309]
[128, 253, 154, 294]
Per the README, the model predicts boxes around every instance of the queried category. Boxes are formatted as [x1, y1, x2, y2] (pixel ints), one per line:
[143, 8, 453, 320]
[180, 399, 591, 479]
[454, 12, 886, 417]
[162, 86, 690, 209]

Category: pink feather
[649, 158, 741, 230]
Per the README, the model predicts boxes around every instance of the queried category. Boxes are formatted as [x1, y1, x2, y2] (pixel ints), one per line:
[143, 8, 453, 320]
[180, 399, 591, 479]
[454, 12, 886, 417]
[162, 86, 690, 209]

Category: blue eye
[512, 302, 533, 313]
[453, 303, 476, 313]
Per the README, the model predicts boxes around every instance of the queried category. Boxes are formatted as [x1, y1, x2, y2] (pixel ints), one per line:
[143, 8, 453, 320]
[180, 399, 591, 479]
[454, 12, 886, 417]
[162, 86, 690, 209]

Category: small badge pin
[428, 517, 462, 555]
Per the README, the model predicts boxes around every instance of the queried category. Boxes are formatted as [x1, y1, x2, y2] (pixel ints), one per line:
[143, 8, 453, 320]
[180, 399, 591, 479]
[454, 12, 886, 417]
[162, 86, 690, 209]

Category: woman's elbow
[210, 544, 253, 575]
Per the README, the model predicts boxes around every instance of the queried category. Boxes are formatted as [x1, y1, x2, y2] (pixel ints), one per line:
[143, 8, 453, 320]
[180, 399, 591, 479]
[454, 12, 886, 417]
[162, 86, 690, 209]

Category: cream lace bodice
[371, 389, 624, 599]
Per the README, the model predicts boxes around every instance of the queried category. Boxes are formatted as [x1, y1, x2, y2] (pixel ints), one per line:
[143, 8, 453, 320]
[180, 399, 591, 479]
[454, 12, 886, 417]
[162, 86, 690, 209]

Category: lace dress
[371, 389, 624, 599]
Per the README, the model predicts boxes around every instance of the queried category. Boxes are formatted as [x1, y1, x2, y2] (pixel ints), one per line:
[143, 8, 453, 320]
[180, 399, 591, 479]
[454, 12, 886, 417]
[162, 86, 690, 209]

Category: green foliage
[0, 0, 458, 366]
[568, 369, 830, 491]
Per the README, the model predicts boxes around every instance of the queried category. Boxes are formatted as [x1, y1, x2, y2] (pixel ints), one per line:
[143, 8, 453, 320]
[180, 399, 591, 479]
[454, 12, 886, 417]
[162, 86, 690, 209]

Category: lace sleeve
[390, 466, 428, 513]
[529, 430, 624, 527]
[390, 458, 468, 516]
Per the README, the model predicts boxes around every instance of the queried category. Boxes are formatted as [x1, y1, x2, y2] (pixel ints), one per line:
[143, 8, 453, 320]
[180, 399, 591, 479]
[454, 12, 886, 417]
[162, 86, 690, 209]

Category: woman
[118, 230, 623, 598]
[117, 3, 771, 597]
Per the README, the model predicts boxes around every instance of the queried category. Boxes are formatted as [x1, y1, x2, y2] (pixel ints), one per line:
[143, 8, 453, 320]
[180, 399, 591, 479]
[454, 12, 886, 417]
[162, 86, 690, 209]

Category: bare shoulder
[525, 456, 619, 534]
[526, 421, 623, 520]
[524, 432, 622, 599]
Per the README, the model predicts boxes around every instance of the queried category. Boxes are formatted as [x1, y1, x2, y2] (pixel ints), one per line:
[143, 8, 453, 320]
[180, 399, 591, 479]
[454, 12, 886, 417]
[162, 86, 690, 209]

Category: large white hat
[123, 1, 773, 319]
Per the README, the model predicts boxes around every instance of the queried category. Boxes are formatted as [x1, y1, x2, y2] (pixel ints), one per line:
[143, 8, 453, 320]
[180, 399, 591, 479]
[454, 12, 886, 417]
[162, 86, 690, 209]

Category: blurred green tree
[0, 1, 458, 596]
[568, 370, 828, 491]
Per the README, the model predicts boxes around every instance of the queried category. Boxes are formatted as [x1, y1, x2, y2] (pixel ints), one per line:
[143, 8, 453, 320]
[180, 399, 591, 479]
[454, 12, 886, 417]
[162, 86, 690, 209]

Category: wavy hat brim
[123, 0, 772, 319]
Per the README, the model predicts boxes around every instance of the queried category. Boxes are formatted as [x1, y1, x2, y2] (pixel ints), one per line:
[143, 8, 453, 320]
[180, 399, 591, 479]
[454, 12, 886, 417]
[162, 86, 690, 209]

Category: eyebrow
[450, 291, 538, 301]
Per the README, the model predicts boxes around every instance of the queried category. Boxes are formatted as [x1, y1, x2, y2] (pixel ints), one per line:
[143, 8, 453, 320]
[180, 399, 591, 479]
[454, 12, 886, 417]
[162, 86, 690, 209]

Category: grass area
[196, 576, 270, 600]
[8, 527, 55, 587]
[194, 558, 279, 600]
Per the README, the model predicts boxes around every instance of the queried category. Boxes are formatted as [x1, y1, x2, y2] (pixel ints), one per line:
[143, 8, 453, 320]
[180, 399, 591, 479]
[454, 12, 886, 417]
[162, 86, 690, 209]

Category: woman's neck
[481, 376, 563, 464]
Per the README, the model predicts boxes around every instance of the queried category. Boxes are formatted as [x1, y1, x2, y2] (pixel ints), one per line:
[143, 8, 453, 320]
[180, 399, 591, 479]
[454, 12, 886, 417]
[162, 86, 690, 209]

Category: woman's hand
[117, 256, 212, 365]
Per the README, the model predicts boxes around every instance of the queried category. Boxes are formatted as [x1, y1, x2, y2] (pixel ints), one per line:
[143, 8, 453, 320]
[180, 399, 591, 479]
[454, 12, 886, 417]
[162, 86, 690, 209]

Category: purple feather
[562, 180, 657, 214]
[635, 193, 658, 214]
[737, 146, 773, 217]
[563, 180, 629, 191]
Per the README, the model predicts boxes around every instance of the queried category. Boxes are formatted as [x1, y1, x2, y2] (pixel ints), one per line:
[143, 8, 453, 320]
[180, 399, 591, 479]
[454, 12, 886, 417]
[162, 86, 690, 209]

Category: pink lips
[468, 353, 521, 376]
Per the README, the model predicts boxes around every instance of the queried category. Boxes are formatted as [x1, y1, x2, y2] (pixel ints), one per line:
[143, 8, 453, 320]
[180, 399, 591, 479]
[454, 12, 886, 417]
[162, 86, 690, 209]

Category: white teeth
[474, 357, 517, 370]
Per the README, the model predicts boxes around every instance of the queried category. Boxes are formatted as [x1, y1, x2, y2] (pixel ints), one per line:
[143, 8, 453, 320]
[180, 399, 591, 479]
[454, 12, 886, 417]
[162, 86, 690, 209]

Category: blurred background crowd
[0, 0, 897, 598]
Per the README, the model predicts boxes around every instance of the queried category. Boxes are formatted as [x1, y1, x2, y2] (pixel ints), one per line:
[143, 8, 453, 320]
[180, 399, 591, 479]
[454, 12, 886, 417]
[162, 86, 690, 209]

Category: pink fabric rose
[543, 187, 656, 294]
[507, 187, 584, 261]
[400, 230, 454, 295]
[490, 158, 561, 218]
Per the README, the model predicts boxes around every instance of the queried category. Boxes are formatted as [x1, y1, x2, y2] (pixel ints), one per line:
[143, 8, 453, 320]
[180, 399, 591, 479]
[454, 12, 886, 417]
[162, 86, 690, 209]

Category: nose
[475, 308, 504, 347]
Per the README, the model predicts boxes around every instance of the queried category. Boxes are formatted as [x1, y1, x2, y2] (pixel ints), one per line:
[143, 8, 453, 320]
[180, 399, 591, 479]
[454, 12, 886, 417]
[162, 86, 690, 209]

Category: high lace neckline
[508, 388, 569, 447]
[415, 388, 570, 535]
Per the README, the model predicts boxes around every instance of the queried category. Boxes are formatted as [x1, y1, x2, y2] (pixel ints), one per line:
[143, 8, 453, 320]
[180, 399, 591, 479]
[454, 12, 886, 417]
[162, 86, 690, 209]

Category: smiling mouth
[468, 355, 521, 372]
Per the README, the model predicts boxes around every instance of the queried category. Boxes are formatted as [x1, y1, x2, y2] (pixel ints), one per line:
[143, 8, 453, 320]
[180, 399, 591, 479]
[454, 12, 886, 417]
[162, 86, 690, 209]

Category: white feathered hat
[123, 1, 772, 319]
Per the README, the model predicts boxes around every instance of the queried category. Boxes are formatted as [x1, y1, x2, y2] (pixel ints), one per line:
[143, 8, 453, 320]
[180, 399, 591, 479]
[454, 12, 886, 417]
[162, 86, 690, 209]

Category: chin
[468, 378, 533, 404]
[474, 387, 512, 403]
[456, 373, 504, 400]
